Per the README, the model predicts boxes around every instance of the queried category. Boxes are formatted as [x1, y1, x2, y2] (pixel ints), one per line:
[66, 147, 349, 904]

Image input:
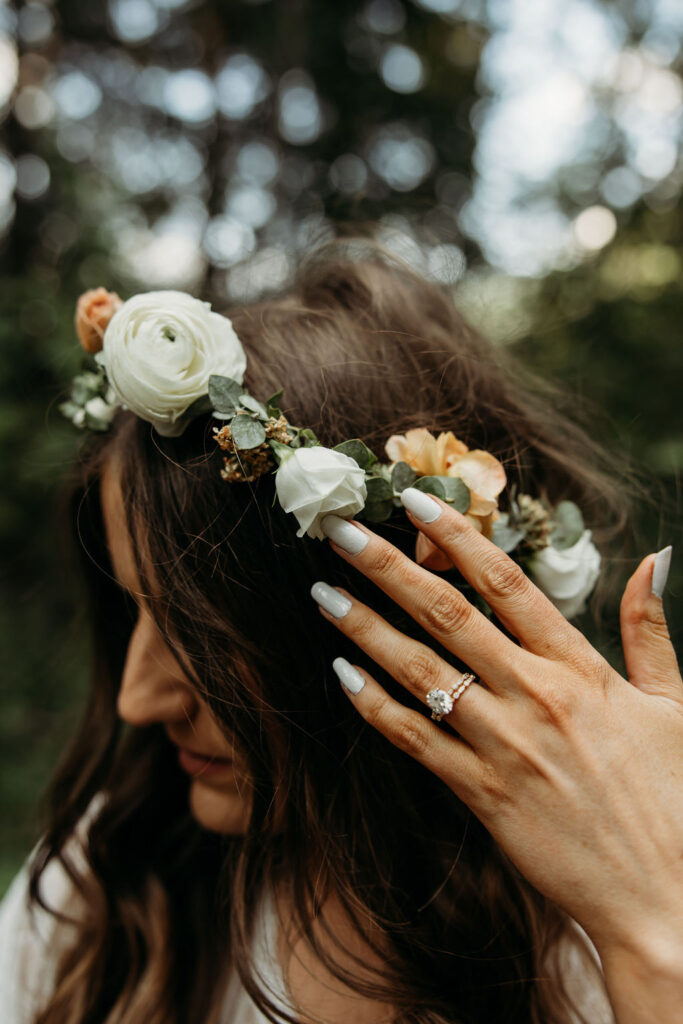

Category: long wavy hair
[28, 241, 636, 1023]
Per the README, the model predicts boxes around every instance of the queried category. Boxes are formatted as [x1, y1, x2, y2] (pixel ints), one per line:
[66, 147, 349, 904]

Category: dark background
[1, 0, 681, 893]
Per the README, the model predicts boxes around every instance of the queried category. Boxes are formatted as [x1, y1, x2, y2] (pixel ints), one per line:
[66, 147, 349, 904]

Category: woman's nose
[117, 607, 198, 727]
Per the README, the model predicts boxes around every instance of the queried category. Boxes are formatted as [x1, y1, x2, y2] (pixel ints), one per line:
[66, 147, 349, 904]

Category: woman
[0, 242, 681, 1023]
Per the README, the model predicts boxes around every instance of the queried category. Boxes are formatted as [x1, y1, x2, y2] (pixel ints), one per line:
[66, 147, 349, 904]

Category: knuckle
[441, 513, 472, 541]
[621, 600, 671, 641]
[420, 585, 472, 636]
[349, 611, 377, 645]
[532, 679, 574, 728]
[479, 763, 507, 808]
[390, 716, 431, 758]
[367, 542, 403, 577]
[558, 634, 606, 677]
[401, 647, 441, 692]
[480, 558, 529, 602]
[364, 692, 393, 731]
[589, 652, 615, 693]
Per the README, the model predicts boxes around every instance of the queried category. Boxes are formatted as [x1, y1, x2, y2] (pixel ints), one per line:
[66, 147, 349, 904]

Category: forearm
[599, 936, 683, 1024]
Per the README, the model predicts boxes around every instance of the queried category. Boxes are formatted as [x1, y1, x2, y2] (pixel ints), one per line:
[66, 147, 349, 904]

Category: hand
[310, 490, 683, 977]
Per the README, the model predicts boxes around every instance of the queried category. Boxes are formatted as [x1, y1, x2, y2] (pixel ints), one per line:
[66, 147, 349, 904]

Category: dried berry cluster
[213, 414, 291, 482]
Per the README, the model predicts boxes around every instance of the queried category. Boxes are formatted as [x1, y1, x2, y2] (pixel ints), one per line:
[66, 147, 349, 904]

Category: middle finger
[310, 581, 505, 753]
[320, 515, 534, 695]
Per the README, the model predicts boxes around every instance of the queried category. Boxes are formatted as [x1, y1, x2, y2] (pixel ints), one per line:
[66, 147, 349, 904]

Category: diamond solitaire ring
[426, 673, 477, 721]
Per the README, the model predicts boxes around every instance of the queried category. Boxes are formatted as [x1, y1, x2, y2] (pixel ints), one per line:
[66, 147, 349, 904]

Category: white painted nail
[400, 486, 442, 523]
[652, 545, 672, 599]
[321, 515, 368, 555]
[310, 581, 352, 619]
[332, 657, 366, 695]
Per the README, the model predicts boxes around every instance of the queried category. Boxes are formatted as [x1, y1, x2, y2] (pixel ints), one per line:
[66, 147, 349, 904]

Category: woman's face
[100, 459, 252, 836]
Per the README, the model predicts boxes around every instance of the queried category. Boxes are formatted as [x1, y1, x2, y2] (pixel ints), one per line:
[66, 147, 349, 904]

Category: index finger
[320, 515, 531, 695]
[399, 487, 595, 665]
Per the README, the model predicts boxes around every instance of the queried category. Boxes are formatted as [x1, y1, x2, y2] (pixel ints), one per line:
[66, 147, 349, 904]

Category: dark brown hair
[28, 241, 632, 1023]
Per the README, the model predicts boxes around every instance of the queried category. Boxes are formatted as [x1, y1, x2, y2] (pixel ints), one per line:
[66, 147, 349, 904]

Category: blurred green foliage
[1, 0, 681, 895]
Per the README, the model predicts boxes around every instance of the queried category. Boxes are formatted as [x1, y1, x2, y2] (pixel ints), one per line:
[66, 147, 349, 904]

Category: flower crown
[59, 287, 601, 618]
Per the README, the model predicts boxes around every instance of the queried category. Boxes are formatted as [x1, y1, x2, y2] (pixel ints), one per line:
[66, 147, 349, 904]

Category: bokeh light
[380, 45, 426, 93]
[52, 71, 103, 121]
[368, 123, 435, 191]
[572, 205, 617, 252]
[17, 3, 54, 46]
[163, 69, 216, 124]
[277, 69, 324, 146]
[216, 54, 270, 120]
[108, 0, 160, 44]
[15, 154, 50, 200]
[360, 0, 406, 35]
[329, 153, 368, 194]
[0, 36, 18, 108]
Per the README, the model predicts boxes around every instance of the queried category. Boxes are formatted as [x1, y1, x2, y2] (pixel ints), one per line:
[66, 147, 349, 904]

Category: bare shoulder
[274, 886, 397, 1024]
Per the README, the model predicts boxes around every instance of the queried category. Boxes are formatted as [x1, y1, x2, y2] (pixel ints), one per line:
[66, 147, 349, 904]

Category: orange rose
[385, 427, 507, 569]
[75, 287, 123, 354]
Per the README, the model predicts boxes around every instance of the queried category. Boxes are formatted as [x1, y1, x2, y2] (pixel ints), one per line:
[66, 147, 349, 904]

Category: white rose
[101, 290, 247, 437]
[529, 529, 601, 619]
[275, 447, 368, 540]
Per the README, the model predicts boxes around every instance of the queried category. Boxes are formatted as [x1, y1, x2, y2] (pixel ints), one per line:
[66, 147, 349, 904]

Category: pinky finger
[332, 657, 488, 808]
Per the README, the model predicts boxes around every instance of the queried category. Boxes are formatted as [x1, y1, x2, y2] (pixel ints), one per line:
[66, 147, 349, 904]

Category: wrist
[597, 929, 683, 1024]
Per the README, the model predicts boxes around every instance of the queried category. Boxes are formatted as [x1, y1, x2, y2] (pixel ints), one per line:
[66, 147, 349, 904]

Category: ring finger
[311, 580, 506, 754]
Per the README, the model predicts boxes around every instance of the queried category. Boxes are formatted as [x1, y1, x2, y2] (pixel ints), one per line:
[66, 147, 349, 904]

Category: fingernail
[332, 656, 365, 695]
[311, 581, 352, 619]
[321, 515, 368, 555]
[400, 486, 443, 523]
[651, 545, 672, 599]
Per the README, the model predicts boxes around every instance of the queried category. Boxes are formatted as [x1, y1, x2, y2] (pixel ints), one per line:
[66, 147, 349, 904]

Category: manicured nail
[332, 656, 365, 695]
[400, 486, 443, 523]
[311, 581, 352, 619]
[321, 515, 368, 555]
[651, 545, 672, 599]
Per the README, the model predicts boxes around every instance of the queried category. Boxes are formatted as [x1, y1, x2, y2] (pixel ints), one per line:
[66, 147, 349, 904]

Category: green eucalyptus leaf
[374, 463, 393, 484]
[391, 461, 417, 493]
[361, 500, 395, 523]
[365, 477, 394, 501]
[333, 438, 377, 469]
[230, 414, 267, 449]
[181, 393, 213, 421]
[412, 476, 446, 500]
[440, 477, 470, 512]
[551, 500, 585, 550]
[268, 439, 294, 464]
[266, 388, 284, 417]
[299, 428, 319, 446]
[491, 513, 526, 554]
[239, 394, 270, 421]
[209, 375, 243, 413]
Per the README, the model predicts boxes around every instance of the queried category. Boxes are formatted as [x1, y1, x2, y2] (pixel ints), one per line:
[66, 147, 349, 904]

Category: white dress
[0, 797, 614, 1023]
[0, 810, 290, 1023]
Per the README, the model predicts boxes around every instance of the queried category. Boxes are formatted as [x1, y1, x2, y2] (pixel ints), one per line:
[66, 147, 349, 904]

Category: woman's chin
[188, 778, 250, 835]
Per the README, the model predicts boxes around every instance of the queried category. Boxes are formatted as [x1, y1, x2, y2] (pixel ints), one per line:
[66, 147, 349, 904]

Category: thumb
[620, 546, 682, 699]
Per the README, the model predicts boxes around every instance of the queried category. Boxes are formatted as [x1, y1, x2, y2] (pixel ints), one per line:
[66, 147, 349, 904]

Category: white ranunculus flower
[101, 290, 247, 437]
[529, 529, 601, 619]
[275, 446, 368, 540]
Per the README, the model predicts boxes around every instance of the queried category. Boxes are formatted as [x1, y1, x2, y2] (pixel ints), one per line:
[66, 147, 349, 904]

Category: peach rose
[75, 287, 123, 354]
[385, 427, 507, 569]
